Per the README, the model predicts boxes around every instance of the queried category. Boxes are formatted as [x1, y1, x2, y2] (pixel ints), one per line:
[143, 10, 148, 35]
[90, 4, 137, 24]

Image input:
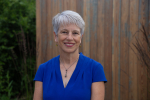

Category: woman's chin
[60, 48, 79, 54]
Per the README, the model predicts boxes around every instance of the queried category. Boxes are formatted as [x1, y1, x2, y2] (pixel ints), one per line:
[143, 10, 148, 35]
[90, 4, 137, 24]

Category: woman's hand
[91, 82, 105, 100]
[33, 81, 43, 100]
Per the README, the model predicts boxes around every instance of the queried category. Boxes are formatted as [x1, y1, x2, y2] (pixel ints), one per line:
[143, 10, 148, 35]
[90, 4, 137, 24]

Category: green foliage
[0, 0, 36, 99]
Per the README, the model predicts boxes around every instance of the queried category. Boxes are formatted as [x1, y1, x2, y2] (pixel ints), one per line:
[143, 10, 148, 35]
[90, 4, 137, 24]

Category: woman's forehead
[59, 24, 80, 31]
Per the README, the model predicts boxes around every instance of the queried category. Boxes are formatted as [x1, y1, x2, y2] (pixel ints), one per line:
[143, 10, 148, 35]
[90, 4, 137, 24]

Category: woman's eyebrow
[73, 30, 80, 33]
[60, 29, 80, 32]
[62, 28, 68, 30]
[60, 29, 68, 31]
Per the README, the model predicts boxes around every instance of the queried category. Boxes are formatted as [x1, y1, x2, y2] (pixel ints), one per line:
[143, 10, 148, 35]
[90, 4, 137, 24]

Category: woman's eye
[73, 32, 78, 34]
[62, 31, 67, 34]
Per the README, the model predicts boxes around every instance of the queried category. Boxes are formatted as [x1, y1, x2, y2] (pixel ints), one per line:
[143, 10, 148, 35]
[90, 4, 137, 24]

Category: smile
[64, 43, 74, 47]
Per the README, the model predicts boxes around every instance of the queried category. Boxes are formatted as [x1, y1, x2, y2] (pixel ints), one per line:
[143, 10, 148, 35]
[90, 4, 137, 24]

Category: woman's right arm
[33, 81, 43, 100]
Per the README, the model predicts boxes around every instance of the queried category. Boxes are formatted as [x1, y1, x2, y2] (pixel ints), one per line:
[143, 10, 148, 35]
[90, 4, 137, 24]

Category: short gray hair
[52, 10, 85, 35]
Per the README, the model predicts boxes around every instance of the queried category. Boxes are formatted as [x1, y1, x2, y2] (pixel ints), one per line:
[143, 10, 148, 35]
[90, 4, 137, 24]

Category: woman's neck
[59, 51, 79, 65]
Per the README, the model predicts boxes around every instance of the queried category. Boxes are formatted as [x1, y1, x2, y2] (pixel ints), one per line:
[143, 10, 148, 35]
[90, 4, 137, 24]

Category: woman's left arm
[91, 82, 105, 100]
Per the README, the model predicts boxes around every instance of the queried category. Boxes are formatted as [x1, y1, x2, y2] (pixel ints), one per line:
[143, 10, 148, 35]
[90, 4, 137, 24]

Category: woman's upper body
[33, 10, 107, 100]
[33, 53, 107, 100]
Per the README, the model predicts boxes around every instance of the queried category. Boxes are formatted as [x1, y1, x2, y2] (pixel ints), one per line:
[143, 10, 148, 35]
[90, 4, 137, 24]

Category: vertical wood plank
[51, 0, 55, 58]
[56, 0, 62, 56]
[112, 0, 120, 99]
[76, 0, 83, 16]
[63, 0, 70, 11]
[47, 0, 53, 60]
[90, 0, 98, 60]
[52, 0, 60, 57]
[58, 0, 63, 12]
[104, 0, 113, 100]
[120, 0, 130, 100]
[82, 0, 90, 57]
[36, 0, 42, 69]
[129, 0, 139, 100]
[41, 0, 48, 62]
[148, 0, 150, 99]
[70, 0, 77, 12]
[76, 0, 84, 53]
[97, 0, 105, 65]
[137, 0, 148, 99]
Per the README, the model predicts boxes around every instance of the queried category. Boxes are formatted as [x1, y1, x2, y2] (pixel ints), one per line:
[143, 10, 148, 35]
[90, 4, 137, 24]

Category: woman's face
[54, 24, 82, 54]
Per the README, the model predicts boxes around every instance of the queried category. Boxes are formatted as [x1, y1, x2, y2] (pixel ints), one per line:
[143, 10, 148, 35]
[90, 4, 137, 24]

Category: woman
[33, 10, 107, 100]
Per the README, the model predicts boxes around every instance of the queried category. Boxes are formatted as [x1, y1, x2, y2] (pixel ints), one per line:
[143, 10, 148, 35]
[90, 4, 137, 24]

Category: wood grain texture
[104, 0, 113, 100]
[52, 0, 59, 57]
[36, 0, 42, 69]
[47, 0, 53, 61]
[76, 0, 83, 53]
[71, 0, 77, 12]
[112, 0, 120, 100]
[40, 0, 48, 63]
[97, 0, 105, 65]
[129, 0, 139, 100]
[120, 0, 129, 100]
[82, 0, 90, 57]
[148, 0, 150, 99]
[36, 0, 150, 100]
[63, 0, 70, 11]
[137, 0, 148, 100]
[89, 0, 98, 60]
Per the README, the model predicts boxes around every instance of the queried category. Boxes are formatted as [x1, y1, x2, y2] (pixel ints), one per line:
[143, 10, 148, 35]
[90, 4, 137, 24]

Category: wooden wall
[36, 0, 150, 100]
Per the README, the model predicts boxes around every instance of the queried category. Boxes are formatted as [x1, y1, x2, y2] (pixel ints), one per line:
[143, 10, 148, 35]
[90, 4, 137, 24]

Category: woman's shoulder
[38, 55, 60, 70]
[79, 53, 103, 69]
[80, 53, 107, 82]
[34, 55, 60, 82]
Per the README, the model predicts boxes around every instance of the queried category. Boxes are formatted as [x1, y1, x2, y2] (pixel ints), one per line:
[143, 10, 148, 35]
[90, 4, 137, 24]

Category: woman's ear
[53, 32, 58, 42]
[81, 33, 83, 39]
[80, 34, 83, 43]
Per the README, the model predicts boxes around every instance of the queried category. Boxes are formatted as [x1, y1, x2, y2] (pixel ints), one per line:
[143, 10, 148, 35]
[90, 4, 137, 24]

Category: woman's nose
[67, 32, 73, 39]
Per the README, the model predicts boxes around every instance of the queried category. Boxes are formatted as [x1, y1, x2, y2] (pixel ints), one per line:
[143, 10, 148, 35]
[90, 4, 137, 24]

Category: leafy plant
[0, 0, 36, 99]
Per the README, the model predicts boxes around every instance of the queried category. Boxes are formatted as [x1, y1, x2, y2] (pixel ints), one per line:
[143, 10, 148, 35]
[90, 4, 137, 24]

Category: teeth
[66, 44, 73, 46]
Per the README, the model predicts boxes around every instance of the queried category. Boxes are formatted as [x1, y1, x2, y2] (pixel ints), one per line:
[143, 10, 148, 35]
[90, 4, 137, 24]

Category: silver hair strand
[52, 10, 85, 35]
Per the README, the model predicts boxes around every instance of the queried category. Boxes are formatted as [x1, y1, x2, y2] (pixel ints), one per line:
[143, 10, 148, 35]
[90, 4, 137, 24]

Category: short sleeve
[34, 64, 44, 82]
[92, 63, 107, 83]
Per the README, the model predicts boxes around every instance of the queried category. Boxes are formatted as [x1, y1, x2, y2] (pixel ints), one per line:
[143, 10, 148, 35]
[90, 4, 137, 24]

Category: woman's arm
[91, 82, 105, 100]
[33, 81, 43, 100]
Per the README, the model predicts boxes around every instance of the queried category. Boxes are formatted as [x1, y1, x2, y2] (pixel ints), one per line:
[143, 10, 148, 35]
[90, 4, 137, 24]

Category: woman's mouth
[64, 43, 74, 47]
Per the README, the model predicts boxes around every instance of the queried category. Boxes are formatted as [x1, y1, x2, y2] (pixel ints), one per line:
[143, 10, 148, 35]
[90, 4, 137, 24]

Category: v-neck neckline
[56, 53, 84, 89]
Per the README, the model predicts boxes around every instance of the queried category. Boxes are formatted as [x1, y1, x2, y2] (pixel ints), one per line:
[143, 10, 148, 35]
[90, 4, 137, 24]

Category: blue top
[34, 53, 107, 100]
